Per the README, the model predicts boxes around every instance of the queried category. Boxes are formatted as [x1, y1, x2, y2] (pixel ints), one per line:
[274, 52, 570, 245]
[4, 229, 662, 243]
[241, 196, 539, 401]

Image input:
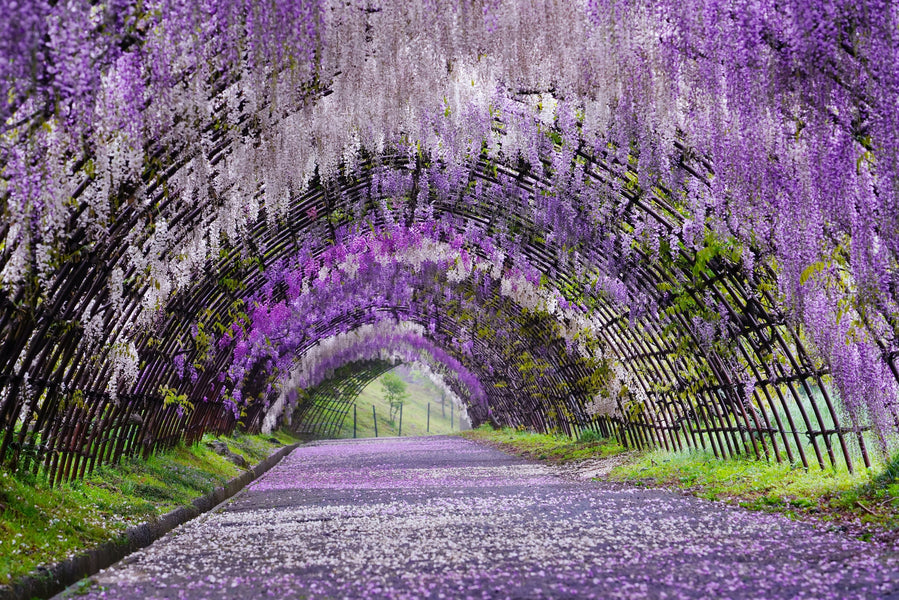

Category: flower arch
[1, 0, 897, 482]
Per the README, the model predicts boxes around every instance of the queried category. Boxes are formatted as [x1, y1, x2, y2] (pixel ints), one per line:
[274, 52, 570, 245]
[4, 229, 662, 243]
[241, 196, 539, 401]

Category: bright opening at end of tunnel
[283, 357, 473, 440]
[337, 365, 472, 439]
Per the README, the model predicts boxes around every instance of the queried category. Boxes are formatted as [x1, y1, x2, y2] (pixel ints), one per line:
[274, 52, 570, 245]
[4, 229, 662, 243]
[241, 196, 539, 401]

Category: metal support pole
[398, 403, 403, 437]
[373, 405, 378, 438]
[353, 405, 357, 439]
[451, 403, 454, 430]
[427, 403, 430, 433]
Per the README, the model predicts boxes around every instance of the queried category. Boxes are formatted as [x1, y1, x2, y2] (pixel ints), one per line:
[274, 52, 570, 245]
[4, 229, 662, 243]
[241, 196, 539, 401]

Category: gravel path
[61, 436, 899, 599]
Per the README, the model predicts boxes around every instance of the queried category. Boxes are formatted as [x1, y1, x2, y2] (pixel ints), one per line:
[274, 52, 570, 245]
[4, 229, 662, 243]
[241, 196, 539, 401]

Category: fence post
[427, 403, 430, 433]
[353, 405, 357, 439]
[451, 403, 454, 430]
[399, 403, 403, 437]
[373, 405, 378, 438]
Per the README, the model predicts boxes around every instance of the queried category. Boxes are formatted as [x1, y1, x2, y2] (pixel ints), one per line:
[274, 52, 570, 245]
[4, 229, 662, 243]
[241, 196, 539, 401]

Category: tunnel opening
[285, 361, 471, 440]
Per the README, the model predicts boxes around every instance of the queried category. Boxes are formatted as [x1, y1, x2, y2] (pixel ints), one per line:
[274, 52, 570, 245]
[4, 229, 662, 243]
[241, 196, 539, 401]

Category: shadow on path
[59, 436, 899, 599]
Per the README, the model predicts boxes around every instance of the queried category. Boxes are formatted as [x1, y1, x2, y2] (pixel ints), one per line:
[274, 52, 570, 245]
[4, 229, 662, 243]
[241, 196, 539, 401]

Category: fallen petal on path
[59, 437, 899, 600]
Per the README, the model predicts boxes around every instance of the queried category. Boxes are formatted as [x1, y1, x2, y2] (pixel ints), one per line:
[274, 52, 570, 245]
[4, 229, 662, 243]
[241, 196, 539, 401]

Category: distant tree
[381, 372, 408, 423]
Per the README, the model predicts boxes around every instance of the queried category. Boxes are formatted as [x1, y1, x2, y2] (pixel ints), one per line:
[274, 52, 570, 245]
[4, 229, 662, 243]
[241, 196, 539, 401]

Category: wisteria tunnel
[1, 0, 898, 488]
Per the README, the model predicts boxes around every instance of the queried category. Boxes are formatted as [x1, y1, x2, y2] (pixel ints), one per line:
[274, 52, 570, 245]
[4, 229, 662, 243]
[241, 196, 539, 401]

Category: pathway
[62, 436, 899, 599]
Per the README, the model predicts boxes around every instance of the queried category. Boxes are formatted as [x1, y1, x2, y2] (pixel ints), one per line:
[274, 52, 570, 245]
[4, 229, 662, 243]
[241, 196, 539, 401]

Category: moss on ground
[463, 426, 899, 543]
[0, 430, 299, 587]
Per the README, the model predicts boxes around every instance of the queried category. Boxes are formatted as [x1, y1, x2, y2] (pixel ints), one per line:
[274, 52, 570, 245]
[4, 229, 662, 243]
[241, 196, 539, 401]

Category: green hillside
[334, 366, 471, 438]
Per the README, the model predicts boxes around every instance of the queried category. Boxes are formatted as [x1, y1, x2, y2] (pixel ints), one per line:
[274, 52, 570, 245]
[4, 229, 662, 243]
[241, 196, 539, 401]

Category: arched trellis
[0, 140, 886, 483]
[1, 0, 897, 485]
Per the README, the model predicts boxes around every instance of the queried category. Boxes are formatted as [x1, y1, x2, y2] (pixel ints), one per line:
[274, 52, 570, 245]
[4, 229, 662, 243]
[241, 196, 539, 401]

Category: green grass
[608, 447, 899, 540]
[336, 370, 470, 438]
[0, 430, 298, 587]
[609, 447, 860, 507]
[461, 425, 627, 462]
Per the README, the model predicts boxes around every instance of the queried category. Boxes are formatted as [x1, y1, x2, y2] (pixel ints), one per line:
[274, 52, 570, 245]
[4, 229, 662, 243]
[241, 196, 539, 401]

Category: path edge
[0, 442, 300, 600]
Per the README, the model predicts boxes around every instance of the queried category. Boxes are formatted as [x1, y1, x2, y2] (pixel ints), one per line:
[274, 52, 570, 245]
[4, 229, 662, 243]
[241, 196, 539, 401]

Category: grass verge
[0, 430, 298, 587]
[463, 425, 899, 543]
[461, 425, 626, 462]
[609, 447, 899, 543]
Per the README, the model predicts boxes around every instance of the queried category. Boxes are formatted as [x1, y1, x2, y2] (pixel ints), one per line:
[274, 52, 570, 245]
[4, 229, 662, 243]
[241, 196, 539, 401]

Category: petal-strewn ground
[61, 437, 899, 599]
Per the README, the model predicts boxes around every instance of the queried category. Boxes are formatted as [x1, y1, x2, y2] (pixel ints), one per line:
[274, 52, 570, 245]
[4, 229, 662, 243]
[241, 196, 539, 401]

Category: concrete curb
[0, 443, 300, 600]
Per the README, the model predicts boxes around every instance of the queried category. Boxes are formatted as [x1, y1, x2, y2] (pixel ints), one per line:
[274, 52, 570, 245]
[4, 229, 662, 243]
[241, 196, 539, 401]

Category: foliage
[159, 385, 193, 419]
[380, 372, 408, 423]
[577, 429, 605, 444]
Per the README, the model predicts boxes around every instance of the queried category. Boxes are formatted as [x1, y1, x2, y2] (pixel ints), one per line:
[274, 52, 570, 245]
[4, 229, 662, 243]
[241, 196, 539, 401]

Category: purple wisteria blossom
[2, 0, 899, 484]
